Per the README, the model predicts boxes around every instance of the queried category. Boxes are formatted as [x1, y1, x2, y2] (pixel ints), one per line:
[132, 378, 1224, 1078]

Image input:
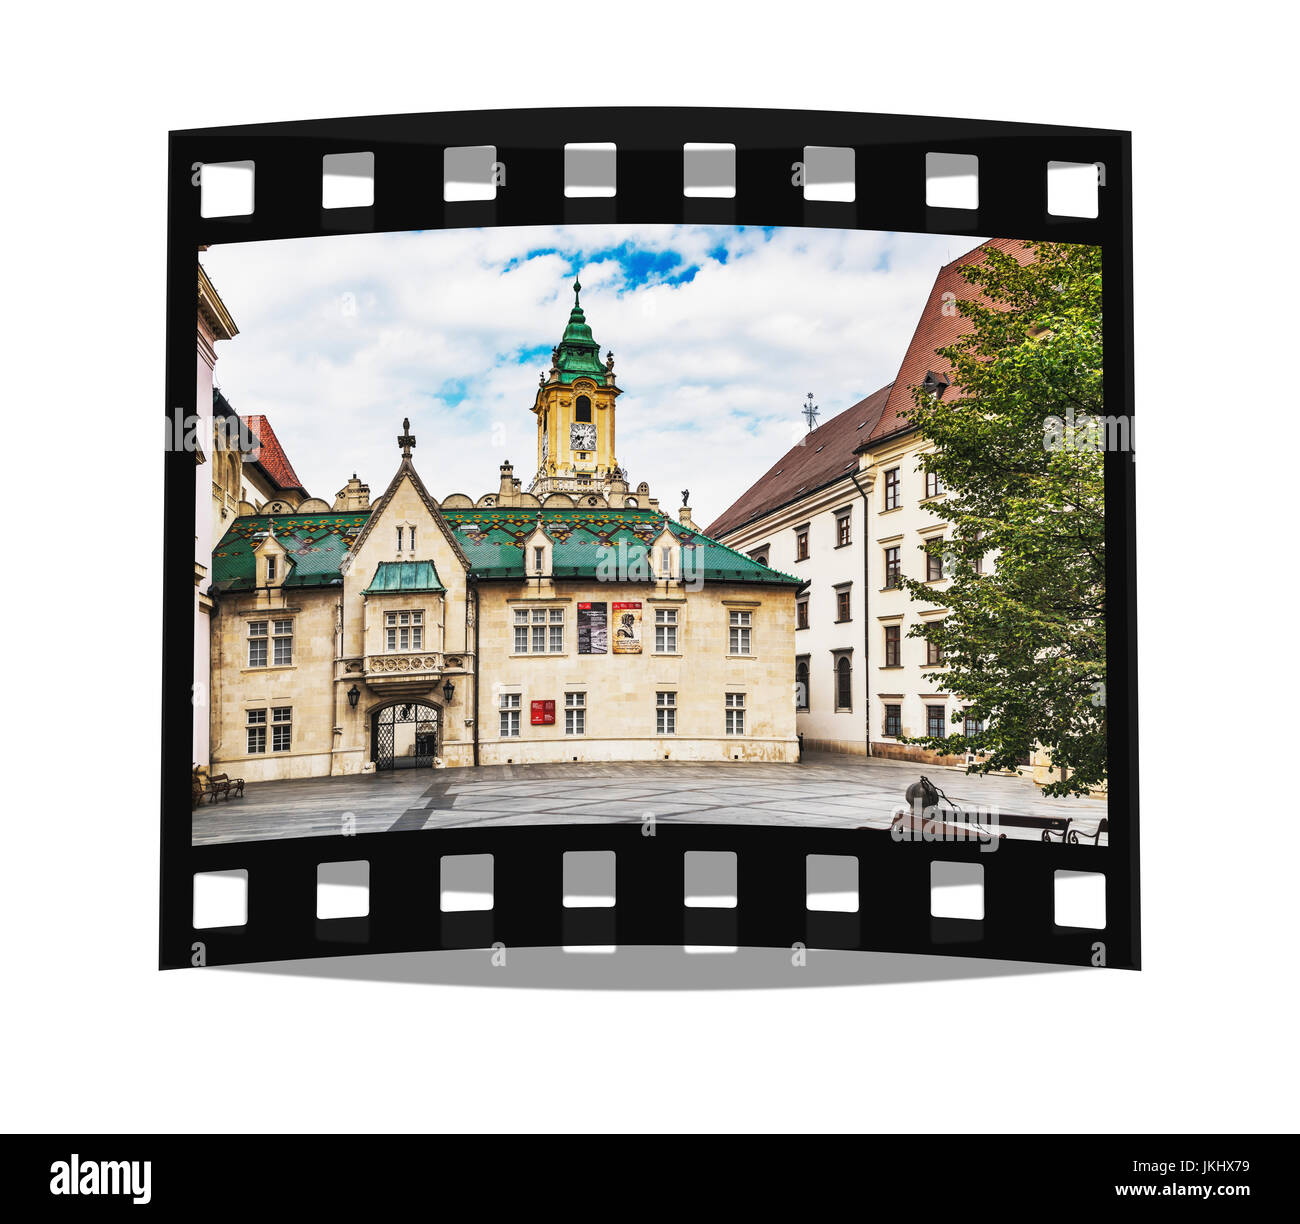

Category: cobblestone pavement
[192, 753, 1108, 847]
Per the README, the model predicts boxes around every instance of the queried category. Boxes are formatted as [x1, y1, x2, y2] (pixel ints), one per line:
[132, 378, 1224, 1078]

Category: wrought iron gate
[372, 702, 438, 771]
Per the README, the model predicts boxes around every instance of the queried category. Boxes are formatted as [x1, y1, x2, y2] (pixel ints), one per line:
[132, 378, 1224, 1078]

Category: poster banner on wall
[577, 601, 607, 654]
[612, 601, 642, 654]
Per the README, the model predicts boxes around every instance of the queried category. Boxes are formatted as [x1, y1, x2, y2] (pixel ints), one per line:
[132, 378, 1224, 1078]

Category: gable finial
[397, 417, 416, 459]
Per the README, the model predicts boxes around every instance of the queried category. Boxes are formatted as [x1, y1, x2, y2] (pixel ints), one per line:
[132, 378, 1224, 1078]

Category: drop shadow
[220, 944, 1079, 991]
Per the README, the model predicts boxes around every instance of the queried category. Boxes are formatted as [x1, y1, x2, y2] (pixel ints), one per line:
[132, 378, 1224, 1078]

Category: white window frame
[656, 690, 677, 735]
[247, 620, 268, 668]
[513, 607, 565, 654]
[725, 692, 746, 736]
[385, 609, 424, 652]
[246, 708, 267, 754]
[728, 609, 752, 655]
[272, 617, 293, 666]
[565, 691, 586, 736]
[654, 607, 678, 653]
[271, 705, 292, 752]
[499, 692, 521, 738]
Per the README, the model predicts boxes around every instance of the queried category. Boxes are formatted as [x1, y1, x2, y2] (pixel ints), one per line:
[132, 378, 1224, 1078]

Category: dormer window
[266, 556, 277, 582]
[922, 370, 951, 399]
[533, 546, 545, 573]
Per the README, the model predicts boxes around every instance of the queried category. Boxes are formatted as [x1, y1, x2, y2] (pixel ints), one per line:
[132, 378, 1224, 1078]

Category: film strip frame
[163, 107, 1138, 971]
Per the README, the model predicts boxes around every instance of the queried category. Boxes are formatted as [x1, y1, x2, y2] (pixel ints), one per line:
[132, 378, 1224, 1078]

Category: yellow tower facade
[530, 277, 624, 496]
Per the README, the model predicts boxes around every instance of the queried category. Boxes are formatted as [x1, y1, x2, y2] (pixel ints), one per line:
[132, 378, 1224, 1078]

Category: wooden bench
[204, 772, 246, 803]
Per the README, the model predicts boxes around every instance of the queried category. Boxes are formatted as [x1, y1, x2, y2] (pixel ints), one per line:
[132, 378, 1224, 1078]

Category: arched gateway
[371, 701, 439, 770]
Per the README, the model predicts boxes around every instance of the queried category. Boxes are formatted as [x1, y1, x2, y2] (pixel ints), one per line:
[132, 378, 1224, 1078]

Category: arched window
[575, 395, 592, 423]
[795, 658, 810, 710]
[835, 655, 852, 711]
[625, 496, 638, 507]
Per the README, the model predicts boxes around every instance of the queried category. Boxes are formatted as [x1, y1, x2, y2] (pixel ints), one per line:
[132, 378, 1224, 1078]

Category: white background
[2, 1, 1295, 1134]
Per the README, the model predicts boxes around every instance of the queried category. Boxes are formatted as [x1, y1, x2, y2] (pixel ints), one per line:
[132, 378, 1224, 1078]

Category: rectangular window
[246, 708, 267, 754]
[656, 690, 676, 735]
[925, 470, 945, 498]
[926, 540, 945, 582]
[272, 618, 293, 666]
[884, 547, 901, 588]
[534, 546, 544, 573]
[565, 691, 586, 736]
[725, 692, 746, 736]
[654, 608, 678, 653]
[796, 598, 809, 631]
[514, 608, 563, 653]
[835, 588, 851, 622]
[927, 705, 946, 739]
[266, 555, 277, 582]
[926, 630, 944, 666]
[409, 526, 416, 550]
[271, 706, 292, 752]
[883, 704, 901, 738]
[884, 624, 901, 667]
[659, 546, 672, 576]
[396, 526, 403, 551]
[836, 512, 851, 547]
[795, 528, 809, 561]
[385, 610, 424, 652]
[883, 467, 900, 510]
[499, 693, 521, 738]
[728, 610, 752, 655]
[964, 713, 985, 738]
[247, 621, 268, 668]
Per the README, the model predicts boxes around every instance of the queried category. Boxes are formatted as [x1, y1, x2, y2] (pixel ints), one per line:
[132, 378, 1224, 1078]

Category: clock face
[570, 422, 597, 451]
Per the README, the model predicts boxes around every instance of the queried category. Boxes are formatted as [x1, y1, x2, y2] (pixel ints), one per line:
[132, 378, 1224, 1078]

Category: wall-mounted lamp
[347, 684, 360, 709]
[442, 679, 455, 704]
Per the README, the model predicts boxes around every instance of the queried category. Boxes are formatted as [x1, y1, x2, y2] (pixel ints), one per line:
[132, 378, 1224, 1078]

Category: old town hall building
[205, 280, 800, 780]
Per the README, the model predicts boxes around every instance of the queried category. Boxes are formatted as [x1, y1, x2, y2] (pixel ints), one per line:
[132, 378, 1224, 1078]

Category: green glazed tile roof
[211, 512, 370, 592]
[441, 507, 800, 585]
[211, 507, 799, 593]
[364, 560, 444, 594]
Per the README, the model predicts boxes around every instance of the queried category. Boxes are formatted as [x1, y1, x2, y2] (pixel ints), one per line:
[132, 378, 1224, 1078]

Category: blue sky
[201, 225, 981, 524]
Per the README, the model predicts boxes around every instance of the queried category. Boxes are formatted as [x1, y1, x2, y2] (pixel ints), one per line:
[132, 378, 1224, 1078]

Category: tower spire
[573, 273, 582, 307]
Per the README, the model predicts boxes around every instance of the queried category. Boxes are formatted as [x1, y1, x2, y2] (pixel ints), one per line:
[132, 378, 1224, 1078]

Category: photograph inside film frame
[190, 225, 1107, 849]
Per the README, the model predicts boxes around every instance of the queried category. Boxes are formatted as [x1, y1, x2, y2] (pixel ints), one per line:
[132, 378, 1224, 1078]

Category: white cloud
[200, 225, 983, 524]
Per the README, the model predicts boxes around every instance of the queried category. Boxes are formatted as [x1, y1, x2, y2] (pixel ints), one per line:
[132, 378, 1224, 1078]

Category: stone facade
[207, 287, 799, 781]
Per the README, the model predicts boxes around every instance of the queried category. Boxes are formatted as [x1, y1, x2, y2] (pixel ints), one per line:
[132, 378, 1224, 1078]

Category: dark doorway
[372, 702, 439, 771]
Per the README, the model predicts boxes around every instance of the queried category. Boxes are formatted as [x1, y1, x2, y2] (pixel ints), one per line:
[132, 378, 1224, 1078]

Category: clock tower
[529, 276, 623, 496]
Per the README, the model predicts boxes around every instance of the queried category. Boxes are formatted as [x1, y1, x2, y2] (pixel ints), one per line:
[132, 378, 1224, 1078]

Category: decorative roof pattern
[442, 507, 800, 585]
[211, 512, 369, 592]
[364, 560, 445, 594]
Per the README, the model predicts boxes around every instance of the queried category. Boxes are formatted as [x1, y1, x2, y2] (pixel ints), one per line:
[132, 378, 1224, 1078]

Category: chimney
[679, 503, 696, 530]
[498, 460, 515, 498]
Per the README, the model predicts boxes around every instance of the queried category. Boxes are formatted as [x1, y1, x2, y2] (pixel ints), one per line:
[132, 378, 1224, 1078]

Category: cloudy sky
[201, 225, 982, 525]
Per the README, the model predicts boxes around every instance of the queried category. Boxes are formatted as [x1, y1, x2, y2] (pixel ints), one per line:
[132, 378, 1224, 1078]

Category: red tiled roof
[241, 414, 307, 496]
[862, 237, 1033, 446]
[704, 384, 892, 538]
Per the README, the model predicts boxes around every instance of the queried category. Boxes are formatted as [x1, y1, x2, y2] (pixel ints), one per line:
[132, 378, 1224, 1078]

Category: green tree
[899, 241, 1106, 797]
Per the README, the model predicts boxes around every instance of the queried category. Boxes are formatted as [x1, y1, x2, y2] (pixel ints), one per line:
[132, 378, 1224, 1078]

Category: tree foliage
[898, 241, 1106, 797]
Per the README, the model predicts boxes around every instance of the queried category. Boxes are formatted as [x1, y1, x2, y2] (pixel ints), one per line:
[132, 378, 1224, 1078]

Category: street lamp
[442, 679, 455, 705]
[347, 684, 360, 709]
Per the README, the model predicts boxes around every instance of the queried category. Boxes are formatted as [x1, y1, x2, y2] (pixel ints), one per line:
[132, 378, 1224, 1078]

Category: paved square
[191, 754, 1108, 846]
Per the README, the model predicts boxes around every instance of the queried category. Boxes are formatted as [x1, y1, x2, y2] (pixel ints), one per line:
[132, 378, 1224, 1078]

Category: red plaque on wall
[530, 699, 555, 725]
